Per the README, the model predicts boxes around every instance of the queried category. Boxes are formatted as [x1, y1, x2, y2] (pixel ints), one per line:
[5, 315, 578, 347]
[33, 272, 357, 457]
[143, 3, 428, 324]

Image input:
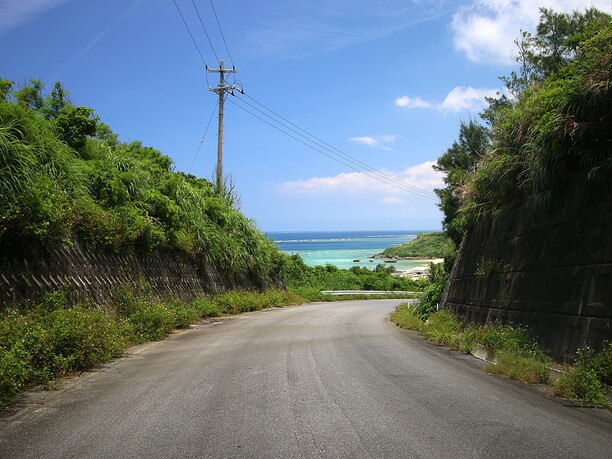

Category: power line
[233, 93, 437, 198]
[188, 103, 218, 174]
[172, 0, 208, 67]
[228, 97, 435, 200]
[226, 97, 436, 200]
[240, 92, 437, 198]
[172, 2, 434, 199]
[209, 0, 235, 68]
[191, 0, 220, 63]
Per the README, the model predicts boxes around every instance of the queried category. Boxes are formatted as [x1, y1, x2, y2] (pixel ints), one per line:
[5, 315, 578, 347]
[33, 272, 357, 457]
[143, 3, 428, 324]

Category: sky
[1, 0, 610, 232]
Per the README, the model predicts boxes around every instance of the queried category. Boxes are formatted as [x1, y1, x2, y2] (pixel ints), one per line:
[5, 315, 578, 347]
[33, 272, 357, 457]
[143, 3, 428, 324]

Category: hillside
[0, 78, 282, 284]
[376, 232, 453, 259]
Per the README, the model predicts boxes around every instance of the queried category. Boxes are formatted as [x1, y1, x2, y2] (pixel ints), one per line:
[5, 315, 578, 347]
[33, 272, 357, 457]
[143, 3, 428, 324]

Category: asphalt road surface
[1, 299, 610, 458]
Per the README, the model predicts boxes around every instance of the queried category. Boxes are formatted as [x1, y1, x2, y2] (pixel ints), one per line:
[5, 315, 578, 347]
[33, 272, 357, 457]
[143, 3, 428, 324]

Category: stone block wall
[440, 171, 612, 361]
[0, 239, 263, 307]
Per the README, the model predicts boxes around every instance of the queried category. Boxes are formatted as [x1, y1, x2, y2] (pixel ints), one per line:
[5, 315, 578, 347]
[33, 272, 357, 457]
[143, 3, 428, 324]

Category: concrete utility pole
[207, 60, 240, 189]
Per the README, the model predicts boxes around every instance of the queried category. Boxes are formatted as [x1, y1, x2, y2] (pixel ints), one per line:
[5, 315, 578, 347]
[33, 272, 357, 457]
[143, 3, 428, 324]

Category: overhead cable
[172, 0, 208, 67]
[238, 92, 437, 198]
[191, 0, 220, 63]
[232, 94, 437, 198]
[188, 104, 218, 174]
[226, 97, 436, 200]
[209, 0, 235, 68]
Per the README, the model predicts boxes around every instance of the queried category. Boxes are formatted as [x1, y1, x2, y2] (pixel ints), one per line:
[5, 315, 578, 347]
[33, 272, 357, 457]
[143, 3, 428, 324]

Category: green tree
[0, 79, 14, 102]
[460, 8, 612, 223]
[44, 81, 69, 119]
[433, 120, 490, 246]
[95, 122, 119, 146]
[55, 106, 98, 150]
[14, 79, 44, 110]
[497, 7, 611, 99]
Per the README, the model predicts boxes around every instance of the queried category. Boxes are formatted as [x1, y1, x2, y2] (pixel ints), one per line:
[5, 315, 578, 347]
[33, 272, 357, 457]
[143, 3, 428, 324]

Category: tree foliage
[378, 232, 454, 259]
[279, 254, 427, 292]
[433, 120, 490, 247]
[434, 7, 611, 243]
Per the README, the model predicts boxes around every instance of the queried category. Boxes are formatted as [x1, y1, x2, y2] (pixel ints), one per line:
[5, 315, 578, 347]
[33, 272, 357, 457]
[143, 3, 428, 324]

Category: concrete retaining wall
[0, 238, 266, 307]
[440, 171, 612, 361]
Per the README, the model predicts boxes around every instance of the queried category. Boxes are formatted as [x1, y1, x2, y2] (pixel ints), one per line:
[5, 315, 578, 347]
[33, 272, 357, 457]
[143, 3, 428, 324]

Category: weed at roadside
[389, 304, 610, 407]
[422, 311, 463, 348]
[553, 366, 608, 407]
[552, 345, 611, 407]
[390, 303, 423, 332]
[485, 350, 550, 384]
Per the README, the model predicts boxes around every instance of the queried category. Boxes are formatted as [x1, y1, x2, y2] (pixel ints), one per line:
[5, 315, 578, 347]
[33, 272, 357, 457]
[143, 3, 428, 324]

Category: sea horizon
[266, 229, 440, 271]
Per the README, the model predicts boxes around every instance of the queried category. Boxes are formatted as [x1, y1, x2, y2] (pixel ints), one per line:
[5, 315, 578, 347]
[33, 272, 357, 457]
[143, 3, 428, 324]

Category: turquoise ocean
[268, 230, 436, 271]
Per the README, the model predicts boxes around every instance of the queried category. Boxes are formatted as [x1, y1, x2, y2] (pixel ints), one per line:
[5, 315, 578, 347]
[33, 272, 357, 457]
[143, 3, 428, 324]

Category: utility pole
[207, 60, 240, 189]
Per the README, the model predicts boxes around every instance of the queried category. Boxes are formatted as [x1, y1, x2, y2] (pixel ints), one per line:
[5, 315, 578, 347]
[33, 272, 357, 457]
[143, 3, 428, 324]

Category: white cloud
[440, 86, 501, 112]
[277, 161, 443, 196]
[451, 0, 612, 64]
[0, 0, 71, 33]
[395, 86, 501, 113]
[349, 134, 398, 150]
[395, 95, 432, 108]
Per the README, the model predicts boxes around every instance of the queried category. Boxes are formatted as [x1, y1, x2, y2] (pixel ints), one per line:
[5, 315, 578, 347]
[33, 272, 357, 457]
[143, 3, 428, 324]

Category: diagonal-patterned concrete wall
[440, 171, 612, 361]
[0, 238, 266, 307]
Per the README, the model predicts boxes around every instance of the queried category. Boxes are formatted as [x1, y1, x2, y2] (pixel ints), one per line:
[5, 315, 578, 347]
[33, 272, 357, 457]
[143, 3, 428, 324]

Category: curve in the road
[1, 299, 610, 458]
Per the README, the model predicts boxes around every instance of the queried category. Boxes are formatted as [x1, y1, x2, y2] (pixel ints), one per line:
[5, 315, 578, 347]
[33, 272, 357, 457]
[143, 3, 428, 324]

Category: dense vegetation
[280, 254, 427, 297]
[0, 80, 282, 285]
[0, 78, 437, 296]
[435, 8, 611, 246]
[376, 232, 453, 259]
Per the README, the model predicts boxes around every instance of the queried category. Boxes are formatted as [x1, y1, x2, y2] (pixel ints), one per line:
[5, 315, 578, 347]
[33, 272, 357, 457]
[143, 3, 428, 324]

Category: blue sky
[1, 0, 610, 232]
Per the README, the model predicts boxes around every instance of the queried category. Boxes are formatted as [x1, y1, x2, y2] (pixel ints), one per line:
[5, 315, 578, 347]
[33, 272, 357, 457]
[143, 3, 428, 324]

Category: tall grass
[460, 22, 612, 225]
[389, 303, 423, 332]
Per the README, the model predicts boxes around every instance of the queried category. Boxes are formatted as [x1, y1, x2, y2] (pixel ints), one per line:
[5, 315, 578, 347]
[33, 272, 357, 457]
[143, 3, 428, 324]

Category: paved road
[1, 300, 610, 458]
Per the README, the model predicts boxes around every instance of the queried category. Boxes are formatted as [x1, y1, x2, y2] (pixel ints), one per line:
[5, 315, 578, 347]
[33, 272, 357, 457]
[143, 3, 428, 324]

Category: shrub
[192, 298, 222, 318]
[128, 303, 175, 342]
[46, 307, 126, 371]
[458, 324, 480, 353]
[553, 344, 611, 406]
[576, 344, 612, 386]
[0, 305, 126, 408]
[473, 323, 537, 354]
[0, 345, 31, 407]
[413, 263, 447, 320]
[553, 367, 608, 407]
[165, 300, 199, 329]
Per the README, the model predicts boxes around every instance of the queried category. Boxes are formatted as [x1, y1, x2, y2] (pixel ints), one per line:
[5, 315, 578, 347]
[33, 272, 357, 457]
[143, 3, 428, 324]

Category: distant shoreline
[370, 255, 444, 263]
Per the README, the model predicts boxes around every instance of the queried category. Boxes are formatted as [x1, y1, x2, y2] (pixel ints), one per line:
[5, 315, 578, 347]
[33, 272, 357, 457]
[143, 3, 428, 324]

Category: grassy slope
[0, 90, 281, 286]
[377, 232, 453, 258]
